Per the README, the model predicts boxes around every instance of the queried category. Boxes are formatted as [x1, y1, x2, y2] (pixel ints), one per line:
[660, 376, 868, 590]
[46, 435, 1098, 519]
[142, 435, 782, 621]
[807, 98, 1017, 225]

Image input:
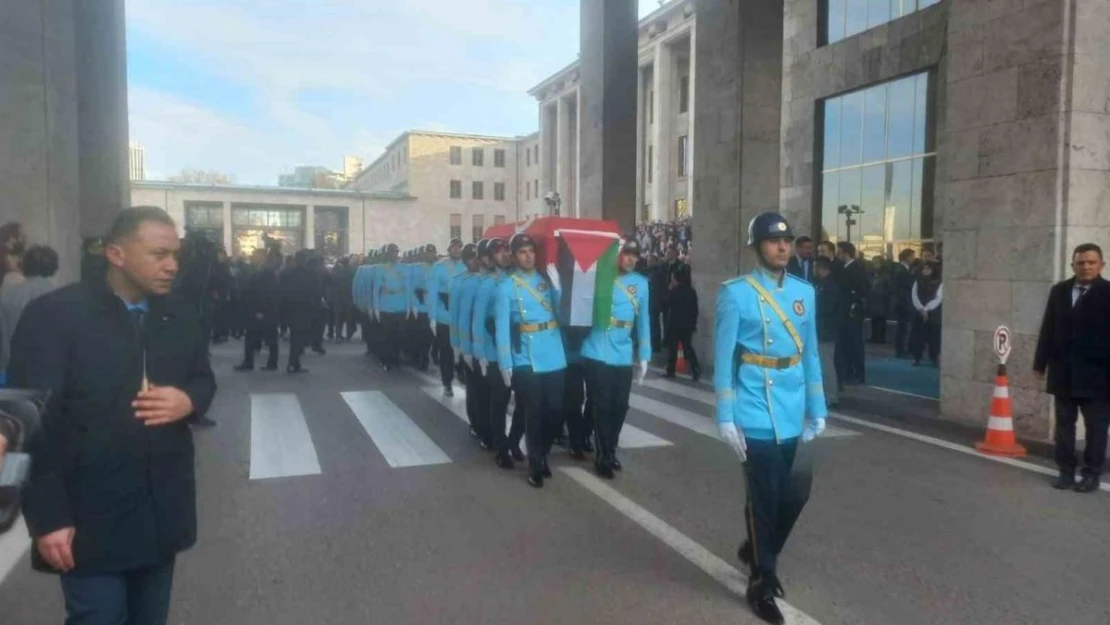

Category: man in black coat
[892, 248, 917, 358]
[834, 241, 870, 384]
[282, 251, 325, 374]
[663, 265, 700, 380]
[9, 206, 216, 625]
[786, 236, 815, 283]
[235, 247, 281, 371]
[1034, 242, 1110, 493]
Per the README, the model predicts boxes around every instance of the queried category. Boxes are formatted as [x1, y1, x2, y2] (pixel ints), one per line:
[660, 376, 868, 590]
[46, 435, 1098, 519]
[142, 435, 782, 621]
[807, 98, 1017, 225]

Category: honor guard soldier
[352, 250, 377, 357]
[458, 239, 491, 443]
[495, 233, 567, 488]
[372, 243, 408, 371]
[428, 238, 466, 396]
[469, 239, 499, 450]
[450, 243, 482, 437]
[580, 238, 651, 478]
[714, 212, 827, 625]
[408, 245, 434, 371]
[472, 238, 515, 466]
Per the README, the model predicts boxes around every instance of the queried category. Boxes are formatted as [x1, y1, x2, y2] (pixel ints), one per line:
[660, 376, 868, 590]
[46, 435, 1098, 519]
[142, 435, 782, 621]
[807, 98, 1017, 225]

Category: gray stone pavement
[1, 340, 1108, 625]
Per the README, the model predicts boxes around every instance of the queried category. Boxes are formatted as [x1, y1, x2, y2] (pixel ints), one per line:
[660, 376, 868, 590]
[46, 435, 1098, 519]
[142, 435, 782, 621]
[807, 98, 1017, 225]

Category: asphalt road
[1, 339, 1108, 625]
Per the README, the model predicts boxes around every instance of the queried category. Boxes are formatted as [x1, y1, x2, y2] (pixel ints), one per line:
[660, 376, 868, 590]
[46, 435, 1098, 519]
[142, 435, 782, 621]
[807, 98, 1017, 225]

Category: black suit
[242, 266, 281, 368]
[892, 262, 916, 356]
[786, 256, 813, 283]
[1034, 277, 1110, 477]
[835, 259, 870, 384]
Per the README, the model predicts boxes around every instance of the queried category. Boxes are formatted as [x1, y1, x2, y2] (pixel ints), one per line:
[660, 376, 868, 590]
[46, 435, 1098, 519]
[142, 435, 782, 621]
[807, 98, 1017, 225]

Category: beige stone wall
[518, 134, 544, 218]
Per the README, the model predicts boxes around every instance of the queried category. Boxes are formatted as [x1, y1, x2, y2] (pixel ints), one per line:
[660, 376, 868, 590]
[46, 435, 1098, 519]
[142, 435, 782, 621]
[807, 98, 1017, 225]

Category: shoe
[1074, 475, 1100, 493]
[568, 449, 586, 461]
[746, 575, 785, 625]
[662, 372, 676, 379]
[510, 447, 525, 463]
[312, 347, 327, 355]
[287, 366, 307, 375]
[582, 438, 595, 453]
[692, 368, 701, 382]
[611, 456, 623, 472]
[261, 365, 279, 371]
[233, 364, 254, 372]
[527, 473, 544, 489]
[595, 460, 615, 479]
[443, 386, 454, 398]
[191, 417, 217, 428]
[737, 540, 753, 570]
[1052, 473, 1076, 490]
[541, 461, 553, 479]
[495, 452, 515, 470]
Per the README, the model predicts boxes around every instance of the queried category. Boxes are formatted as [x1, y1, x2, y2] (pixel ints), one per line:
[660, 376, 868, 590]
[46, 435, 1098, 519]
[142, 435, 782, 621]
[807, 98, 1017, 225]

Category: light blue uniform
[373, 263, 409, 314]
[428, 259, 466, 325]
[495, 270, 566, 374]
[714, 268, 826, 442]
[581, 272, 652, 366]
[452, 272, 481, 358]
[471, 271, 505, 363]
[408, 263, 431, 314]
[352, 265, 375, 313]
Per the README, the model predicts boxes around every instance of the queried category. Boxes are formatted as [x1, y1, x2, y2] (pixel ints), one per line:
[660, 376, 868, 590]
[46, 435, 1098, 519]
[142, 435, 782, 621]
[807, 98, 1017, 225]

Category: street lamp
[544, 191, 562, 217]
[837, 204, 863, 242]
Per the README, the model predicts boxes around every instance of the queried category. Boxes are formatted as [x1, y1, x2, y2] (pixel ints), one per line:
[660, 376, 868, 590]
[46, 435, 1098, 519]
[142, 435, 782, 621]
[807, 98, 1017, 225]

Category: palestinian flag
[549, 229, 622, 330]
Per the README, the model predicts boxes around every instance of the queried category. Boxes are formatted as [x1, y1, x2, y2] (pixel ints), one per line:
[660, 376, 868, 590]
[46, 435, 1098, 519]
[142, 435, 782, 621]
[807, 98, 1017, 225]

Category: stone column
[690, 0, 784, 367]
[556, 95, 571, 216]
[75, 0, 129, 239]
[686, 25, 697, 216]
[579, 0, 638, 230]
[221, 202, 232, 253]
[651, 40, 674, 221]
[635, 67, 646, 222]
[305, 206, 315, 250]
[939, 0, 1110, 440]
[539, 102, 557, 208]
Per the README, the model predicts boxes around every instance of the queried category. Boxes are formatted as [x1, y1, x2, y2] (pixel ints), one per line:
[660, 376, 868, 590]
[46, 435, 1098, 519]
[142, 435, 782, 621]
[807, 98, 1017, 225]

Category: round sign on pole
[994, 326, 1012, 364]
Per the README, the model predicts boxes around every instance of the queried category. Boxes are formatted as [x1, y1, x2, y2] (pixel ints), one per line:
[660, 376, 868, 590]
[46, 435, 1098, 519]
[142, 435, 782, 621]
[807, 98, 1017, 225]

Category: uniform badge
[537, 282, 548, 292]
[793, 300, 805, 316]
[628, 285, 637, 295]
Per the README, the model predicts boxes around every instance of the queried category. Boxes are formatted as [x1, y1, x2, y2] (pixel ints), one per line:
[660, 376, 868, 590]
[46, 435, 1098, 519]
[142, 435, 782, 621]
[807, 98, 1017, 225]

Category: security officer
[714, 212, 827, 625]
[428, 239, 465, 396]
[372, 243, 408, 371]
[458, 239, 490, 443]
[450, 243, 482, 437]
[408, 245, 434, 371]
[495, 233, 566, 488]
[581, 238, 651, 478]
[472, 238, 515, 465]
[352, 249, 377, 357]
[467, 239, 499, 450]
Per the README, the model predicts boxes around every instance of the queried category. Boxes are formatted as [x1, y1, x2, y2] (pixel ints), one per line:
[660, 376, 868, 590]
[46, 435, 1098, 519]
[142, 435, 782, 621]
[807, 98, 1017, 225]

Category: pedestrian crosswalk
[246, 369, 860, 480]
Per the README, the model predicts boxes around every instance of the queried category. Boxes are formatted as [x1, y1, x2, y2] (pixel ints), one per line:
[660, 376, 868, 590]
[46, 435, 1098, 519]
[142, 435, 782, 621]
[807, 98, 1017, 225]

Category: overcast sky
[128, 0, 663, 184]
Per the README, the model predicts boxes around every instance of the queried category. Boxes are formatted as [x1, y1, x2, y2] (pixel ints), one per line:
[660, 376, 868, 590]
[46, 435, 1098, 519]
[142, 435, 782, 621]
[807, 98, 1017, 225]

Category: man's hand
[374, 310, 381, 322]
[37, 527, 76, 572]
[133, 385, 195, 426]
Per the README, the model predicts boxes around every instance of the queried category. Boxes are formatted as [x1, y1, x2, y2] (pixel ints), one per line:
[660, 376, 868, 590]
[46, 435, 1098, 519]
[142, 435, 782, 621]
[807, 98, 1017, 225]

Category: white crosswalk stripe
[342, 391, 452, 468]
[249, 393, 322, 480]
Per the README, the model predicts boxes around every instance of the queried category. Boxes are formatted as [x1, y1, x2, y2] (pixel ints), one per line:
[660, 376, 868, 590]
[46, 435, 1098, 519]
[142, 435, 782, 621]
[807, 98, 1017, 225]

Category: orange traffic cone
[975, 365, 1026, 458]
[676, 342, 688, 374]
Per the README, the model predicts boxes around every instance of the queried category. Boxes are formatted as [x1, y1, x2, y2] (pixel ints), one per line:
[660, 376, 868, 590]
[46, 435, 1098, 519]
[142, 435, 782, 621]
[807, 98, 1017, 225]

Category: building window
[494, 215, 506, 225]
[494, 182, 506, 201]
[472, 147, 484, 166]
[472, 214, 485, 242]
[647, 146, 654, 184]
[450, 180, 462, 199]
[450, 146, 462, 165]
[679, 76, 689, 113]
[649, 90, 655, 124]
[450, 213, 462, 241]
[314, 206, 348, 261]
[678, 135, 689, 177]
[526, 184, 531, 201]
[824, 0, 941, 46]
[494, 149, 506, 168]
[534, 145, 539, 164]
[533, 180, 539, 198]
[819, 71, 934, 259]
[230, 204, 305, 257]
[674, 199, 689, 218]
[184, 202, 224, 244]
[526, 149, 532, 167]
[472, 181, 484, 200]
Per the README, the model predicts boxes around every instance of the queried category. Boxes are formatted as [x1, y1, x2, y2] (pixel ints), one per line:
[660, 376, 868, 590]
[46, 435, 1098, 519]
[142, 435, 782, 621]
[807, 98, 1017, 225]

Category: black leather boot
[746, 574, 785, 625]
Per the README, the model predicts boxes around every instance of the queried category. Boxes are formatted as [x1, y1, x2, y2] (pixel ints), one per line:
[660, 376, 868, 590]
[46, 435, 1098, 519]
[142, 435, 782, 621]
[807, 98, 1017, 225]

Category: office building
[129, 141, 145, 182]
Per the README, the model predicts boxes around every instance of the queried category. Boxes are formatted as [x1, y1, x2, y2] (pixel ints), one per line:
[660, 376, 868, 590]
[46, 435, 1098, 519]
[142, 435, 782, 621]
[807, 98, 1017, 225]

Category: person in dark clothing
[892, 249, 916, 358]
[308, 257, 328, 355]
[208, 249, 233, 344]
[663, 265, 700, 380]
[814, 257, 841, 405]
[8, 206, 216, 625]
[327, 258, 355, 342]
[282, 251, 323, 374]
[867, 256, 891, 344]
[235, 248, 281, 371]
[834, 241, 869, 385]
[909, 261, 943, 366]
[1034, 243, 1110, 493]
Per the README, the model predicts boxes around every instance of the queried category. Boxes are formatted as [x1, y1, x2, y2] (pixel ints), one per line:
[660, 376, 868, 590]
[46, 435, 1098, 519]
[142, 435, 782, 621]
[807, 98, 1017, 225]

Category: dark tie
[1076, 286, 1088, 307]
[129, 308, 145, 333]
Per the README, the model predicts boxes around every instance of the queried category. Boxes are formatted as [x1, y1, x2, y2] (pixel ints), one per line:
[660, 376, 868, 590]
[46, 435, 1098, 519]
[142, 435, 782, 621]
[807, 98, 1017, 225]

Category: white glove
[717, 421, 747, 462]
[802, 418, 827, 443]
[501, 367, 513, 389]
[407, 308, 414, 319]
[373, 310, 381, 322]
[430, 318, 437, 333]
[637, 360, 648, 385]
[479, 358, 489, 377]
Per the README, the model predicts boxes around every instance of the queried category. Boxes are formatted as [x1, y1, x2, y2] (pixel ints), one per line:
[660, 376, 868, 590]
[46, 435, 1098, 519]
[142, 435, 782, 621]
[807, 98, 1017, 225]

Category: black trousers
[288, 320, 309, 370]
[379, 312, 404, 367]
[835, 317, 865, 383]
[462, 361, 481, 435]
[359, 312, 374, 353]
[665, 328, 700, 375]
[894, 309, 911, 357]
[514, 367, 565, 472]
[743, 438, 812, 578]
[909, 314, 941, 363]
[650, 305, 663, 352]
[242, 322, 278, 368]
[310, 307, 326, 351]
[869, 316, 887, 343]
[583, 359, 633, 461]
[508, 394, 526, 450]
[60, 558, 176, 625]
[1054, 397, 1110, 477]
[564, 362, 592, 452]
[435, 323, 455, 387]
[487, 363, 512, 453]
[472, 359, 492, 446]
[409, 313, 431, 368]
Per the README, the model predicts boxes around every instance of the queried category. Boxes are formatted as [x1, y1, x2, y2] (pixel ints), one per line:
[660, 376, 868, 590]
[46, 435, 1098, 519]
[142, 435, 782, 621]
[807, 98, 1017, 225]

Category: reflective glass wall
[818, 71, 935, 261]
[823, 0, 941, 46]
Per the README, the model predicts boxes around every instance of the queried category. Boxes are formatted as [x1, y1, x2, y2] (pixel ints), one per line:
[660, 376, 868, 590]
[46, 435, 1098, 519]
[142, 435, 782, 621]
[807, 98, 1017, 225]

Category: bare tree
[167, 169, 235, 185]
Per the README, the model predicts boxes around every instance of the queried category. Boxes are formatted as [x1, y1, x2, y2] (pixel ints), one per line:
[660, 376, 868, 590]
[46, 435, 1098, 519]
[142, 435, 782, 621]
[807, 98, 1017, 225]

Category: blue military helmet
[510, 233, 535, 254]
[621, 237, 641, 256]
[461, 243, 478, 260]
[747, 211, 795, 247]
[487, 237, 508, 255]
[476, 238, 491, 257]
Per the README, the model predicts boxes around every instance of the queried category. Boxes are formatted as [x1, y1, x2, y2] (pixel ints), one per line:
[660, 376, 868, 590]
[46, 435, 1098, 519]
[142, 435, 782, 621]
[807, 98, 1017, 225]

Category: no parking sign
[994, 326, 1012, 365]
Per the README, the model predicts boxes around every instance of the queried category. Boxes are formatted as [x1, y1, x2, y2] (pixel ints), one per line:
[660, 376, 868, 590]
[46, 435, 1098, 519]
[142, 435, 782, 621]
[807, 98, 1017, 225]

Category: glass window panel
[918, 0, 939, 8]
[867, 0, 891, 28]
[888, 159, 913, 242]
[823, 98, 841, 170]
[845, 0, 868, 38]
[232, 210, 248, 226]
[837, 167, 862, 241]
[821, 173, 842, 242]
[909, 157, 925, 241]
[862, 84, 888, 163]
[913, 72, 929, 153]
[886, 75, 917, 158]
[827, 0, 846, 44]
[858, 164, 886, 254]
[839, 91, 864, 167]
[890, 0, 907, 18]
